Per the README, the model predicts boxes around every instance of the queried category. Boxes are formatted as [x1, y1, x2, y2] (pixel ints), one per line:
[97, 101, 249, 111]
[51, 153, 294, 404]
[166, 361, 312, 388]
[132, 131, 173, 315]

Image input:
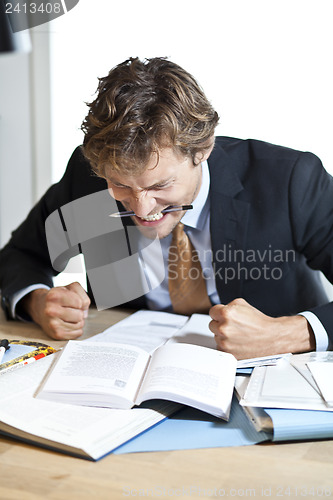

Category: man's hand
[21, 282, 91, 340]
[209, 298, 316, 360]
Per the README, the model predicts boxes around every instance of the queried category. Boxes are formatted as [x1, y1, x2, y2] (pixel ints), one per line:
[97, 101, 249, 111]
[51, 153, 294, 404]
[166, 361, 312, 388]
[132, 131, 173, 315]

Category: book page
[87, 310, 188, 353]
[37, 341, 150, 408]
[0, 355, 174, 459]
[137, 343, 236, 418]
[166, 314, 217, 349]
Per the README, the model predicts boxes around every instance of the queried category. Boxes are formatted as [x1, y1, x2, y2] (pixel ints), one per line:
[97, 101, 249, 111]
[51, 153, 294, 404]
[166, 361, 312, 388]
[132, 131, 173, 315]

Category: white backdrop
[49, 0, 333, 181]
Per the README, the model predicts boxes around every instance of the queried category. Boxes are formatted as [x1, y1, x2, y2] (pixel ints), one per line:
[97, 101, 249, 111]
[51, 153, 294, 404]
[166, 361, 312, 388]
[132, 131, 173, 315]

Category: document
[87, 310, 188, 352]
[235, 370, 333, 442]
[236, 353, 292, 369]
[0, 355, 177, 460]
[37, 340, 237, 419]
[307, 362, 333, 407]
[289, 351, 333, 391]
[239, 358, 333, 411]
[166, 313, 216, 349]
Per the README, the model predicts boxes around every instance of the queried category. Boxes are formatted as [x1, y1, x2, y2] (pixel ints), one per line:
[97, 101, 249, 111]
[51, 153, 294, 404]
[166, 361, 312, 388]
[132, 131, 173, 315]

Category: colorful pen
[0, 349, 59, 376]
[109, 204, 193, 218]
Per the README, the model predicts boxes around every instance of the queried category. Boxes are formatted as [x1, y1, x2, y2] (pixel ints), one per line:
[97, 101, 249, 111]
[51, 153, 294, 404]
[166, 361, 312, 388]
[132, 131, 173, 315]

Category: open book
[37, 340, 237, 419]
[0, 354, 178, 460]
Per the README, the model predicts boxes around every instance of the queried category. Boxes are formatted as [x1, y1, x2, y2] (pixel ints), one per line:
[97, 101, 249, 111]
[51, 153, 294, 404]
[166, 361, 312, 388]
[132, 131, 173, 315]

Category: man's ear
[193, 136, 215, 165]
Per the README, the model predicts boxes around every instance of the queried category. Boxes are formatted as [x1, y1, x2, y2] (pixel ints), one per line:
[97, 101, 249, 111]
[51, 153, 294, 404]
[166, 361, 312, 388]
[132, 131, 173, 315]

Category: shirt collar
[181, 160, 210, 231]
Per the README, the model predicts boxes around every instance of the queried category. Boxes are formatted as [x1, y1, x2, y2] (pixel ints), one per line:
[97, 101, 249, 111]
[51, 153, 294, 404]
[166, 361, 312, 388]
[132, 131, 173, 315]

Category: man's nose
[130, 191, 157, 217]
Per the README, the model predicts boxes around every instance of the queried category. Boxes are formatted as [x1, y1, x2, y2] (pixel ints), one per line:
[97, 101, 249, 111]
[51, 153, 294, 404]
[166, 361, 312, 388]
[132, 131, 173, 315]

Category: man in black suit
[1, 57, 332, 358]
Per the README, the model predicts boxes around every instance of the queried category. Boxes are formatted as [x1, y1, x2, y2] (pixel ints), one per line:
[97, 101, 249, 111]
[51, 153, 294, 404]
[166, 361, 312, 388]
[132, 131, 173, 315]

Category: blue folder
[267, 408, 333, 442]
[114, 396, 333, 454]
[114, 396, 270, 454]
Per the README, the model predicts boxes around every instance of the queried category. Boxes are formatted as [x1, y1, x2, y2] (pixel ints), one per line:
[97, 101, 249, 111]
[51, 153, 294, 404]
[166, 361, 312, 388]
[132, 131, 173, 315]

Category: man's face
[106, 147, 202, 239]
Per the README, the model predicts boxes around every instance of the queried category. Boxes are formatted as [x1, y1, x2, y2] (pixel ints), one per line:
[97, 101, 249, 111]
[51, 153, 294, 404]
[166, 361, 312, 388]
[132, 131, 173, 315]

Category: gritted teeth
[138, 212, 164, 221]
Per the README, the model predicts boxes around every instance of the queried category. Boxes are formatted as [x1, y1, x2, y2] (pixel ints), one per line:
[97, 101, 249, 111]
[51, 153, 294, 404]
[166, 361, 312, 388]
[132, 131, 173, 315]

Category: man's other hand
[209, 298, 315, 360]
[21, 282, 91, 340]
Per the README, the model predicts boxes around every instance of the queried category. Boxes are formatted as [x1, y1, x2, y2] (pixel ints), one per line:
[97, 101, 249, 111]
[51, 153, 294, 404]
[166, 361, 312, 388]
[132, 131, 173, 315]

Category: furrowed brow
[108, 177, 174, 190]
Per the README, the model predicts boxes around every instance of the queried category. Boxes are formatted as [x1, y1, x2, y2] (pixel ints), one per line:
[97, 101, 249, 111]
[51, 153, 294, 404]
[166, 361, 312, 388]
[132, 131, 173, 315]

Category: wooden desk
[1, 309, 333, 500]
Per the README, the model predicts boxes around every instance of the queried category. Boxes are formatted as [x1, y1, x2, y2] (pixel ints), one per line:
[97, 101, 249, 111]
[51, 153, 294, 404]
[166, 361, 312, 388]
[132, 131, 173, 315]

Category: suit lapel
[208, 142, 250, 303]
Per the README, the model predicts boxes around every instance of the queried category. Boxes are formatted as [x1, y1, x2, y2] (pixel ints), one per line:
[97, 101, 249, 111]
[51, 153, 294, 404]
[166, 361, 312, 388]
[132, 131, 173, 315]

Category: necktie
[168, 223, 211, 315]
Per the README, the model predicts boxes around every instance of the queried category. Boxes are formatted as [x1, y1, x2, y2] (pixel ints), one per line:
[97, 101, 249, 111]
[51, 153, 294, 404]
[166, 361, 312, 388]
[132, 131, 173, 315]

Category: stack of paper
[307, 359, 333, 407]
[237, 352, 333, 437]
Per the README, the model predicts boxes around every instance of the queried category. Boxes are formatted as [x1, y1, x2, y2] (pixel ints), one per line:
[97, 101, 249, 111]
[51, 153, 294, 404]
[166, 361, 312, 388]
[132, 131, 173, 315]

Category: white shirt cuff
[298, 311, 329, 351]
[12, 284, 50, 321]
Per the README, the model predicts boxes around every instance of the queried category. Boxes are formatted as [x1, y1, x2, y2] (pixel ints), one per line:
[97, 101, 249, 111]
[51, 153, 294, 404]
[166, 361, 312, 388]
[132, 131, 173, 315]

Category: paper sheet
[87, 310, 188, 353]
[307, 362, 333, 406]
[166, 314, 216, 349]
[240, 359, 333, 411]
[290, 352, 333, 392]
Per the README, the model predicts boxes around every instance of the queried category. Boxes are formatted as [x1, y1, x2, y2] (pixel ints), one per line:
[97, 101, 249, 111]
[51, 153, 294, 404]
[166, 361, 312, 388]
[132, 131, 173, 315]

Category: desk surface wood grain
[1, 308, 333, 500]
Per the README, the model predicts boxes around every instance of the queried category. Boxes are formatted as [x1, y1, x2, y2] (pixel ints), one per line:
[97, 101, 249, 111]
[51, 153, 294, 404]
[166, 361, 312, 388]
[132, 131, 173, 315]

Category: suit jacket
[1, 137, 333, 341]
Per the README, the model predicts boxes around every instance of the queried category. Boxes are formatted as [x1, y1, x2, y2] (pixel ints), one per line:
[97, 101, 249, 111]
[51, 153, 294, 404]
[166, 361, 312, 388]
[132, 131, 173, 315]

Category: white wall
[0, 52, 33, 246]
[0, 26, 52, 247]
[49, 0, 333, 182]
[29, 27, 53, 200]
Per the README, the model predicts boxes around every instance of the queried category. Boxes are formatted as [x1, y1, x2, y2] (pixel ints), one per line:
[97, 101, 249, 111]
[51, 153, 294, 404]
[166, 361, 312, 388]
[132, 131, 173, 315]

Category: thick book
[0, 354, 178, 460]
[37, 340, 237, 419]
